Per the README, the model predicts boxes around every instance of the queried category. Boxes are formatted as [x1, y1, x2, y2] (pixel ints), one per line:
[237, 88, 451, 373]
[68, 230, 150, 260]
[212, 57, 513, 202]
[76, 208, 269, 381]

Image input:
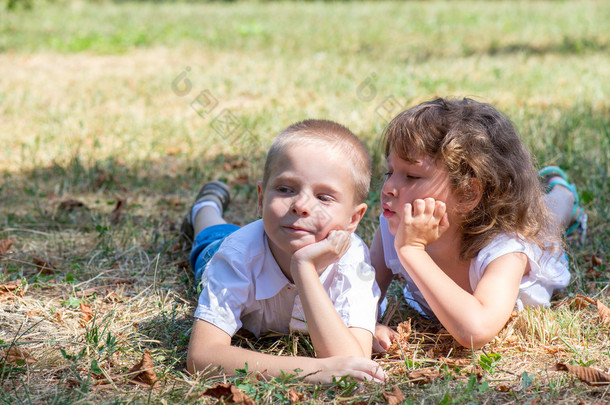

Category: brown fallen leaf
[496, 384, 511, 392]
[0, 238, 15, 256]
[58, 199, 87, 212]
[80, 302, 94, 324]
[3, 347, 37, 364]
[32, 257, 56, 275]
[0, 279, 25, 302]
[553, 363, 610, 386]
[597, 300, 610, 326]
[382, 385, 405, 405]
[555, 294, 595, 310]
[387, 319, 412, 355]
[407, 367, 441, 384]
[591, 254, 603, 268]
[127, 349, 159, 388]
[109, 198, 126, 224]
[199, 383, 255, 404]
[287, 388, 304, 404]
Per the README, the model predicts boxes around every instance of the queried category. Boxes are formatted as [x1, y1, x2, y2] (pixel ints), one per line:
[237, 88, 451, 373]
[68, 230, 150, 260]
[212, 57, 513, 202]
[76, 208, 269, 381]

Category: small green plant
[478, 352, 502, 374]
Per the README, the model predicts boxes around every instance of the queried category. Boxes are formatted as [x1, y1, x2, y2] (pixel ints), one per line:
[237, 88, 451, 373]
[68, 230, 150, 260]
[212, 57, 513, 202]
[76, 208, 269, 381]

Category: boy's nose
[290, 193, 311, 216]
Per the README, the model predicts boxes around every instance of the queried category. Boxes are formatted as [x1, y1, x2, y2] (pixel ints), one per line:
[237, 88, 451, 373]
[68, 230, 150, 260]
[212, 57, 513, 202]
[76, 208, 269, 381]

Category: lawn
[1, 0, 609, 403]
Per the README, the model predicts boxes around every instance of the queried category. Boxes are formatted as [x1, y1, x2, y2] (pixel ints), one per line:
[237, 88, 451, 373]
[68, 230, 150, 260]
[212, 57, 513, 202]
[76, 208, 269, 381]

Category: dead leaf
[32, 257, 56, 275]
[3, 347, 37, 364]
[109, 198, 126, 224]
[127, 349, 159, 388]
[382, 386, 405, 405]
[0, 279, 25, 302]
[287, 388, 304, 404]
[496, 384, 511, 392]
[0, 238, 15, 256]
[55, 310, 64, 324]
[597, 300, 610, 326]
[387, 319, 412, 355]
[199, 383, 255, 404]
[407, 367, 441, 384]
[591, 255, 603, 267]
[58, 199, 87, 212]
[80, 302, 94, 324]
[553, 363, 610, 386]
[555, 294, 595, 310]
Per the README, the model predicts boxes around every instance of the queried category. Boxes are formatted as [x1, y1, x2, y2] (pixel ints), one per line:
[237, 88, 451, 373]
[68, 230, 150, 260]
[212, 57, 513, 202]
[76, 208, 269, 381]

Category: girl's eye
[317, 194, 333, 202]
[406, 175, 420, 180]
[277, 186, 292, 193]
[384, 171, 393, 179]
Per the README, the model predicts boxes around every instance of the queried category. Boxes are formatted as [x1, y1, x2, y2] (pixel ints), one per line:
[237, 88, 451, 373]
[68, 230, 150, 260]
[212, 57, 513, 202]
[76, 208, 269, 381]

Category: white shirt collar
[253, 232, 293, 300]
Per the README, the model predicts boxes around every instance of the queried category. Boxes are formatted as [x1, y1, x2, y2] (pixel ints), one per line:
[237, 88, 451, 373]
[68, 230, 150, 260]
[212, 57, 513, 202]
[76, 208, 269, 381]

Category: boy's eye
[406, 175, 420, 180]
[384, 171, 393, 179]
[317, 194, 334, 203]
[276, 186, 292, 193]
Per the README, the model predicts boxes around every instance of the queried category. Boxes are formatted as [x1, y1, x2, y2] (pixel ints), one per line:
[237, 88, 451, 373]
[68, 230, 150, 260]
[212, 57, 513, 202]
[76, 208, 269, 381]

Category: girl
[372, 98, 585, 350]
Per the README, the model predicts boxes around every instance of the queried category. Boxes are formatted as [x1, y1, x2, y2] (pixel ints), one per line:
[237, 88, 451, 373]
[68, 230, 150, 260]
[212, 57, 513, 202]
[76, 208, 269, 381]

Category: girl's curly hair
[383, 97, 559, 260]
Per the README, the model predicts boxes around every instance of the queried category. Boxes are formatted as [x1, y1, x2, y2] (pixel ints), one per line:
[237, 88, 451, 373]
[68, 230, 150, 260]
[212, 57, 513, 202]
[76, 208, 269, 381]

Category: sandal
[180, 181, 231, 244]
[538, 166, 587, 244]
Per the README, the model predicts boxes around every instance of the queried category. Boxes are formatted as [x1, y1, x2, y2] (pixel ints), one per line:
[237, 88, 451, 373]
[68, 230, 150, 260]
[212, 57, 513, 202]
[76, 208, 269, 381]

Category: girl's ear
[461, 178, 483, 212]
[346, 203, 368, 233]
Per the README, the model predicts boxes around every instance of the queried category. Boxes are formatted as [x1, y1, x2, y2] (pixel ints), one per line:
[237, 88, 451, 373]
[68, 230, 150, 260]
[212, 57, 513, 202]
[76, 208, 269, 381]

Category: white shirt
[378, 215, 570, 317]
[194, 219, 380, 337]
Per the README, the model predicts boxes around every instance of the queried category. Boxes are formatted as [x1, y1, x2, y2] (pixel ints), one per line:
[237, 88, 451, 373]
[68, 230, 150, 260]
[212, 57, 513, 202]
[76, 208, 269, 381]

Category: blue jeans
[190, 224, 240, 282]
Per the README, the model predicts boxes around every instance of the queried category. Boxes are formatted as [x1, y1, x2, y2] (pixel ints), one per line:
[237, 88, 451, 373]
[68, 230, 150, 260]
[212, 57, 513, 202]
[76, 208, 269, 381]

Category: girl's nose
[382, 176, 397, 198]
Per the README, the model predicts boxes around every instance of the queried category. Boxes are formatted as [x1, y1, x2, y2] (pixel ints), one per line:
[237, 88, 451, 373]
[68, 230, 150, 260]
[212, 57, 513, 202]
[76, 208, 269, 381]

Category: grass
[1, 0, 609, 403]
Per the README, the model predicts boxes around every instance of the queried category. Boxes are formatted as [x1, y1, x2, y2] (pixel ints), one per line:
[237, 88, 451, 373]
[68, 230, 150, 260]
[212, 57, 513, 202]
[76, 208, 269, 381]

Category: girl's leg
[544, 179, 575, 230]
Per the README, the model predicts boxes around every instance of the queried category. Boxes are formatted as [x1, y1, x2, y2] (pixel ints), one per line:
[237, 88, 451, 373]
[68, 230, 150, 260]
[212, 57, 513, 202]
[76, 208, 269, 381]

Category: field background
[1, 0, 609, 403]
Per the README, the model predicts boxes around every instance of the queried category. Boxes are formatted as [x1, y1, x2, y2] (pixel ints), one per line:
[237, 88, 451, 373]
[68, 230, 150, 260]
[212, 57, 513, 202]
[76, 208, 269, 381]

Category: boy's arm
[186, 318, 386, 382]
[290, 231, 374, 358]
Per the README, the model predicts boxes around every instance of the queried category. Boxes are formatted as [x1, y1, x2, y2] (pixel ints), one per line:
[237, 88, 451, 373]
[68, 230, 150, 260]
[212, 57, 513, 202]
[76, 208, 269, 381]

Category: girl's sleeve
[470, 234, 570, 310]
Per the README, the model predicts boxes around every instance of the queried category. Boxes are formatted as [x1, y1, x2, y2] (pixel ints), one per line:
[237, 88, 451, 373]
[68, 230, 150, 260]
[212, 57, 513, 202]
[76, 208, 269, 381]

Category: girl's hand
[304, 356, 387, 383]
[292, 230, 351, 276]
[373, 323, 398, 353]
[395, 197, 450, 251]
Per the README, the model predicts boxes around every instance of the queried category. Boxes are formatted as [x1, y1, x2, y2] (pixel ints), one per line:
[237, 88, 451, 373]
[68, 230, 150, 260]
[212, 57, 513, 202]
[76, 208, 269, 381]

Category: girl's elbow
[453, 321, 497, 349]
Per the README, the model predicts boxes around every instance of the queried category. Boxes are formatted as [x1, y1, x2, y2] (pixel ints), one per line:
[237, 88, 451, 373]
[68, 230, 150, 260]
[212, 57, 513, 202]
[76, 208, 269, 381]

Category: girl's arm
[370, 228, 399, 351]
[186, 319, 386, 382]
[395, 198, 527, 349]
[290, 231, 373, 358]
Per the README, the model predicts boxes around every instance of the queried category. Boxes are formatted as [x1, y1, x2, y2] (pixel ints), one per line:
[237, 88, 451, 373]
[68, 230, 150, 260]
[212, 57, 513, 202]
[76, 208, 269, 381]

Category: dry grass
[1, 0, 609, 403]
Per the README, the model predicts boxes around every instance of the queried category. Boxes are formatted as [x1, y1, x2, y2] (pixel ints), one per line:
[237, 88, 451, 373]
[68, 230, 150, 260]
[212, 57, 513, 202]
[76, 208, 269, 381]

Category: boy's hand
[395, 198, 450, 251]
[305, 356, 387, 383]
[292, 230, 351, 276]
[373, 323, 398, 353]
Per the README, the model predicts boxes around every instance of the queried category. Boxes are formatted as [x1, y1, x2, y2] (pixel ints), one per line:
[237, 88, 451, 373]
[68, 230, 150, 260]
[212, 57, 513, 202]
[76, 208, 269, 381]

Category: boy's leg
[544, 180, 574, 230]
[180, 181, 231, 244]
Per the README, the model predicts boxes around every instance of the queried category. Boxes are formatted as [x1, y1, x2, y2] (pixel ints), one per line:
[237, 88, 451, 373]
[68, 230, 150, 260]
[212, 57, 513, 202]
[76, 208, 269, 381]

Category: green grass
[1, 0, 609, 403]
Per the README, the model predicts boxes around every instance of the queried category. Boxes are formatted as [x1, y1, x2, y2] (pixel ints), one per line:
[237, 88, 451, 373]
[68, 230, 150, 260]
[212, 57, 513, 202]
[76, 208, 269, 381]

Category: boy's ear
[346, 203, 367, 233]
[461, 178, 482, 212]
[256, 181, 264, 217]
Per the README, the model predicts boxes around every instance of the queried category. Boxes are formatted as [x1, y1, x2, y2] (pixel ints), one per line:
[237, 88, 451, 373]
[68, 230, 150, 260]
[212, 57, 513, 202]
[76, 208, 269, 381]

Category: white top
[194, 219, 380, 337]
[379, 215, 570, 317]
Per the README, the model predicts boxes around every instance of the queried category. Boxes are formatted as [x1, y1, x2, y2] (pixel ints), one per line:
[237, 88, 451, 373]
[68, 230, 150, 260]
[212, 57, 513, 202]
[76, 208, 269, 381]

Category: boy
[183, 119, 386, 383]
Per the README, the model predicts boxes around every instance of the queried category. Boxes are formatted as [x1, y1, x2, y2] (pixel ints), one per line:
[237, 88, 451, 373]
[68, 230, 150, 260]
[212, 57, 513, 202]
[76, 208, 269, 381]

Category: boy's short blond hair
[263, 120, 371, 205]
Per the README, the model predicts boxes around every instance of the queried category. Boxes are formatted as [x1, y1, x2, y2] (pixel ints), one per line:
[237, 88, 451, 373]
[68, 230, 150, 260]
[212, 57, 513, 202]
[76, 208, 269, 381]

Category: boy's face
[257, 142, 367, 269]
[381, 150, 458, 235]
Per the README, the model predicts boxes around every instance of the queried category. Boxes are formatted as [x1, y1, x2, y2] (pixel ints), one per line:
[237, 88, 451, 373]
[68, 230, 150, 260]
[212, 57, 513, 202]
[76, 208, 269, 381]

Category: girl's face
[381, 150, 459, 235]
